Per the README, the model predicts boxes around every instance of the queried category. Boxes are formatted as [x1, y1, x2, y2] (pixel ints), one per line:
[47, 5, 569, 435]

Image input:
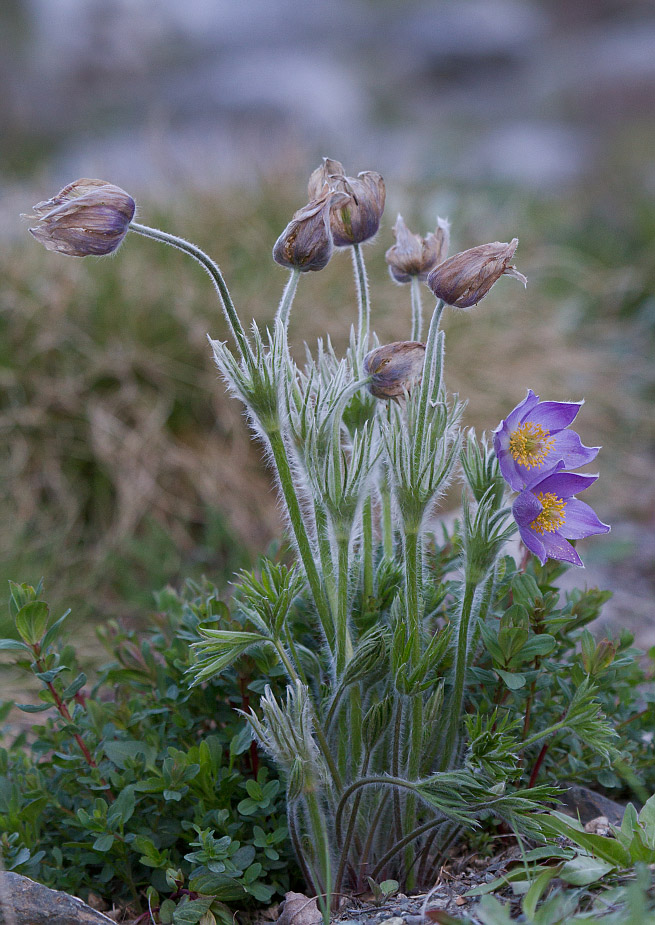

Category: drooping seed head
[385, 214, 450, 284]
[363, 341, 425, 400]
[272, 187, 349, 271]
[26, 179, 135, 257]
[426, 238, 527, 308]
[307, 157, 385, 247]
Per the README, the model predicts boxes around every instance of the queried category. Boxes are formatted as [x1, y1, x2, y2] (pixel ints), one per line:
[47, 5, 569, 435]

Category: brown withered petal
[272, 189, 350, 272]
[385, 214, 450, 284]
[26, 179, 135, 257]
[426, 238, 527, 308]
[363, 341, 426, 400]
[307, 157, 385, 247]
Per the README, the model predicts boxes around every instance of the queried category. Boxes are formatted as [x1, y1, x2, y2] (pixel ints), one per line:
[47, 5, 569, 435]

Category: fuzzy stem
[441, 578, 478, 770]
[334, 751, 371, 894]
[352, 243, 371, 362]
[336, 538, 350, 676]
[275, 268, 301, 328]
[381, 479, 394, 557]
[304, 790, 332, 925]
[267, 428, 334, 650]
[314, 501, 338, 620]
[362, 495, 374, 603]
[129, 222, 250, 361]
[412, 300, 445, 474]
[410, 276, 423, 342]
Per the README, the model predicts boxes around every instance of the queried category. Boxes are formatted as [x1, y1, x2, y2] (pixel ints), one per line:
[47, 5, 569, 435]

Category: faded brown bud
[426, 238, 527, 308]
[385, 214, 450, 284]
[272, 188, 349, 272]
[363, 341, 425, 400]
[307, 157, 385, 247]
[26, 179, 135, 256]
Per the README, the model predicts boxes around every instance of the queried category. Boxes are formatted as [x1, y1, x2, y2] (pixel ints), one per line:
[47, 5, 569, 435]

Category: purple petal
[518, 524, 547, 564]
[527, 400, 583, 433]
[539, 531, 583, 566]
[533, 470, 598, 499]
[523, 458, 565, 490]
[560, 499, 611, 539]
[503, 389, 539, 432]
[513, 490, 543, 527]
[549, 430, 599, 470]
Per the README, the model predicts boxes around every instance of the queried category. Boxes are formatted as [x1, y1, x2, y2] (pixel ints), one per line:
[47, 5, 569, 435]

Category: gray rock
[560, 784, 627, 826]
[0, 871, 116, 925]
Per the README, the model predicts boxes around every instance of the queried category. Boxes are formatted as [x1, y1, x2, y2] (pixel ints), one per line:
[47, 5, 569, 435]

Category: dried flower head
[363, 341, 425, 399]
[385, 214, 450, 284]
[272, 188, 349, 272]
[426, 238, 527, 308]
[26, 179, 135, 256]
[307, 157, 385, 247]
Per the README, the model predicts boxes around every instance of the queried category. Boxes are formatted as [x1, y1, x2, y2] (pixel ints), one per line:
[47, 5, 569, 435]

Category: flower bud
[362, 696, 394, 752]
[363, 341, 425, 400]
[307, 157, 385, 247]
[426, 238, 527, 308]
[385, 214, 450, 284]
[272, 188, 349, 272]
[26, 179, 135, 257]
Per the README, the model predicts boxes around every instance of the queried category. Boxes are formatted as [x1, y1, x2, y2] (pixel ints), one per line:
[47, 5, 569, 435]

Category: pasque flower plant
[25, 164, 617, 921]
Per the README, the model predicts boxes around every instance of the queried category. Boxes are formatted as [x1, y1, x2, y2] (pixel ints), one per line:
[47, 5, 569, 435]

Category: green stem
[410, 276, 423, 342]
[381, 479, 394, 557]
[412, 300, 445, 474]
[129, 222, 250, 361]
[275, 268, 301, 328]
[314, 501, 338, 620]
[336, 539, 350, 676]
[335, 776, 418, 850]
[403, 528, 424, 885]
[391, 698, 404, 845]
[362, 495, 374, 603]
[358, 792, 391, 889]
[304, 790, 332, 925]
[267, 428, 334, 650]
[352, 243, 371, 364]
[442, 579, 478, 769]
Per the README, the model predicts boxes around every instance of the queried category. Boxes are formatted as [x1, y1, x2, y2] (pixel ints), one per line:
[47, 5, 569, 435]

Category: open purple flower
[493, 389, 599, 491]
[512, 469, 610, 567]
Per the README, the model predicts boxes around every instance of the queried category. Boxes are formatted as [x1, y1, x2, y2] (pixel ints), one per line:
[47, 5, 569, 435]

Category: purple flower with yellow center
[493, 389, 599, 491]
[513, 469, 610, 567]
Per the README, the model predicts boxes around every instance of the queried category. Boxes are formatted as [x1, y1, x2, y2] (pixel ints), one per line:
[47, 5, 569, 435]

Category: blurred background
[1, 0, 653, 648]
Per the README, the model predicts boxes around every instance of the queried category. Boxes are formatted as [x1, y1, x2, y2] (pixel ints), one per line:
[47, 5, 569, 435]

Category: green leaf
[62, 673, 87, 700]
[41, 609, 71, 649]
[15, 601, 49, 645]
[17, 703, 52, 713]
[0, 639, 31, 652]
[187, 871, 245, 901]
[107, 785, 136, 828]
[559, 854, 615, 885]
[103, 739, 157, 769]
[638, 793, 655, 841]
[229, 724, 253, 757]
[93, 833, 115, 852]
[380, 879, 399, 897]
[536, 813, 631, 866]
[521, 864, 562, 918]
[173, 898, 213, 924]
[495, 669, 526, 690]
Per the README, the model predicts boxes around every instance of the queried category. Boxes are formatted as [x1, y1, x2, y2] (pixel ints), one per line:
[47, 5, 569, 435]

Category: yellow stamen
[509, 422, 555, 468]
[530, 492, 566, 534]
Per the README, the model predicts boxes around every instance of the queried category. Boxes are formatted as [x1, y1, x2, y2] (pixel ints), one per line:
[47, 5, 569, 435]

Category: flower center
[530, 492, 567, 534]
[509, 422, 555, 468]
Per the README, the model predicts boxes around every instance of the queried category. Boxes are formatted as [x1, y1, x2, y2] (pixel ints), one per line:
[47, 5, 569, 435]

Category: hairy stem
[275, 268, 301, 328]
[267, 428, 334, 650]
[352, 243, 371, 364]
[410, 276, 423, 341]
[442, 579, 478, 769]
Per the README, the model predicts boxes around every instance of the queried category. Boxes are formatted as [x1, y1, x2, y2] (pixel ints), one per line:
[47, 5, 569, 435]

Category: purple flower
[493, 389, 599, 491]
[512, 469, 610, 567]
